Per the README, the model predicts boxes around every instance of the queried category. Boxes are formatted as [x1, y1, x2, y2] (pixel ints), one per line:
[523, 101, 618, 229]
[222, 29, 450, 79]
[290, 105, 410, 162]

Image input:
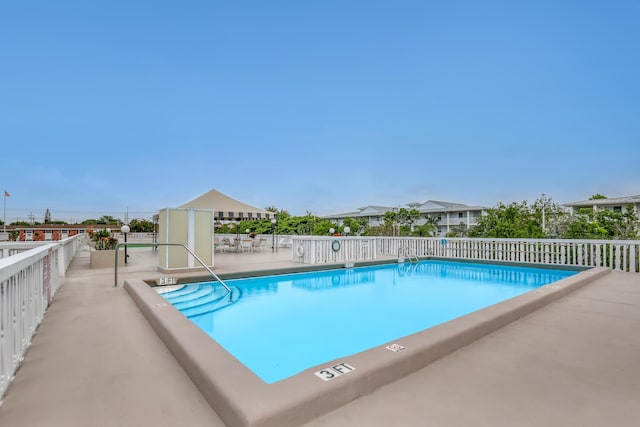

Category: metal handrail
[113, 243, 232, 297]
[398, 247, 419, 263]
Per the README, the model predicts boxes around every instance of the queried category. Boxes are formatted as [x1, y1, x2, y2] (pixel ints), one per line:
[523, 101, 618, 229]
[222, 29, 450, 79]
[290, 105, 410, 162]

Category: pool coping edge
[125, 265, 611, 427]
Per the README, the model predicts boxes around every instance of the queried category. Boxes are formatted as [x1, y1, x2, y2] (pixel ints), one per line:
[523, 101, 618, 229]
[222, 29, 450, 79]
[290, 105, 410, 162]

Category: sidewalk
[0, 245, 639, 427]
[0, 245, 228, 427]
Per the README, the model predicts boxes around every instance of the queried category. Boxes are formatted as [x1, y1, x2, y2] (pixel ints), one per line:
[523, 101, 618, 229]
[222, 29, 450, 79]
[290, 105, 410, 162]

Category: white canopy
[178, 188, 271, 221]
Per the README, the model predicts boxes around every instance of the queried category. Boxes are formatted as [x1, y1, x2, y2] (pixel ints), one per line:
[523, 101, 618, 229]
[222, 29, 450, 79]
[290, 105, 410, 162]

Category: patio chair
[220, 238, 231, 253]
[240, 239, 253, 253]
[251, 238, 264, 252]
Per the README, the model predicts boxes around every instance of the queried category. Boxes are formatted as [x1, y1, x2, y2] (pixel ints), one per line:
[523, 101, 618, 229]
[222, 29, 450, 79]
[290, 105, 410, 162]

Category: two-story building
[563, 194, 640, 216]
[322, 200, 485, 236]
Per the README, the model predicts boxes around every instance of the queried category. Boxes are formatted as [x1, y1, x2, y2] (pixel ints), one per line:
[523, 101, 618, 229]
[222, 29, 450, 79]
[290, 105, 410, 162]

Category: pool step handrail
[398, 247, 420, 263]
[113, 242, 232, 300]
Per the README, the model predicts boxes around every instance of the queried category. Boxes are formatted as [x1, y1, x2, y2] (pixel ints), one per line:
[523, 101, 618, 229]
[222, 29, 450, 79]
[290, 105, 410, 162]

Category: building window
[218, 211, 224, 219]
[613, 206, 622, 212]
[238, 212, 244, 218]
[458, 212, 464, 218]
[266, 213, 270, 219]
[256, 213, 262, 219]
[248, 213, 253, 219]
[228, 212, 234, 218]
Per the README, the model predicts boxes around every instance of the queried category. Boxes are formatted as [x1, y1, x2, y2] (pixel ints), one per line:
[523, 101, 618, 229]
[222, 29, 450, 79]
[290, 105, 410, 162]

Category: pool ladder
[398, 247, 419, 264]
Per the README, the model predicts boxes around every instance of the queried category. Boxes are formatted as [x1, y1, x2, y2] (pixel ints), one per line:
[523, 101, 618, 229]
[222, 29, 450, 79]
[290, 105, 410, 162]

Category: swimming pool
[160, 260, 577, 383]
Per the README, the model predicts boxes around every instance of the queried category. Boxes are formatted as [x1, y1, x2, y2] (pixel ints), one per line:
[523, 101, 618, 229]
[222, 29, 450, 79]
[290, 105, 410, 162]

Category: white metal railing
[377, 237, 640, 273]
[290, 236, 377, 264]
[0, 235, 82, 277]
[0, 242, 43, 259]
[0, 235, 81, 399]
[290, 236, 640, 273]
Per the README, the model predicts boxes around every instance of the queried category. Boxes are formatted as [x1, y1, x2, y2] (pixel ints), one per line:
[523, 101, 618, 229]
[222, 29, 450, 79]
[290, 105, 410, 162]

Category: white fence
[291, 236, 378, 264]
[0, 235, 81, 399]
[0, 235, 82, 277]
[291, 236, 640, 273]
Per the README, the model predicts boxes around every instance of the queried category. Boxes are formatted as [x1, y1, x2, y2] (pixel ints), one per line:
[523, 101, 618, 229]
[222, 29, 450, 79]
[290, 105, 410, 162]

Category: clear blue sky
[2, 1, 639, 223]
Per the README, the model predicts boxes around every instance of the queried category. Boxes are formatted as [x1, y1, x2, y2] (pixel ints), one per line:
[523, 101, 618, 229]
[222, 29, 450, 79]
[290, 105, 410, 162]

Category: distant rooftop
[563, 194, 640, 207]
[322, 200, 485, 219]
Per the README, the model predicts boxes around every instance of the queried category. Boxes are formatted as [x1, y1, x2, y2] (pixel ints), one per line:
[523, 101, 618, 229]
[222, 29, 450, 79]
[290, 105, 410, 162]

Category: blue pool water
[160, 261, 576, 383]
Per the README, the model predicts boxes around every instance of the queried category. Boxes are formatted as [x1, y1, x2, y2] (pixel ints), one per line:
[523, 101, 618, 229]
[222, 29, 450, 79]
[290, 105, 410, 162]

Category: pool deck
[0, 242, 639, 426]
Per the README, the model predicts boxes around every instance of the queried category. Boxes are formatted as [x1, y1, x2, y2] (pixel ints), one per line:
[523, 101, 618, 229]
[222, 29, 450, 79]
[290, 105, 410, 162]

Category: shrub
[92, 229, 119, 250]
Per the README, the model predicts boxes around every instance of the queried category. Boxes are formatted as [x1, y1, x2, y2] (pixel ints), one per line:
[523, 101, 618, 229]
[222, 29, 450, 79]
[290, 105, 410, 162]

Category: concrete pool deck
[0, 242, 639, 426]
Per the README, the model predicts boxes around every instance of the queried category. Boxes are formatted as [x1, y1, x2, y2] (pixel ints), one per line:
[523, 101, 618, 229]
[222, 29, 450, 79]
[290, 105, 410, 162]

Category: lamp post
[271, 217, 277, 253]
[329, 227, 335, 236]
[344, 226, 350, 237]
[120, 224, 130, 264]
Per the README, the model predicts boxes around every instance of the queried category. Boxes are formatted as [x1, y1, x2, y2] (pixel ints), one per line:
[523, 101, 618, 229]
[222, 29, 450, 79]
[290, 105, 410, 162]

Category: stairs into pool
[158, 283, 241, 318]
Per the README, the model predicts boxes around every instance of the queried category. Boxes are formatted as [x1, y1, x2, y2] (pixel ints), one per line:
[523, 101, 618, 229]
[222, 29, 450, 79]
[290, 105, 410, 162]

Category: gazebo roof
[178, 188, 269, 220]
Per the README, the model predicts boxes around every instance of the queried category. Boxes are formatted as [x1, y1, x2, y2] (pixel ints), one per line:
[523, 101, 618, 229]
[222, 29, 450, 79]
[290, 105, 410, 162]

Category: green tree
[563, 215, 608, 239]
[82, 215, 122, 226]
[531, 195, 567, 237]
[419, 214, 440, 237]
[413, 223, 435, 237]
[129, 218, 155, 232]
[468, 201, 545, 238]
[383, 210, 397, 236]
[341, 216, 368, 236]
[564, 205, 638, 240]
[446, 222, 469, 237]
[312, 218, 340, 235]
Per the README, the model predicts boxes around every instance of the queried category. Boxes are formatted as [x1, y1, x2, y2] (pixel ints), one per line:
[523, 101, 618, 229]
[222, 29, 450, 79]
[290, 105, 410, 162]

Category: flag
[3, 191, 9, 197]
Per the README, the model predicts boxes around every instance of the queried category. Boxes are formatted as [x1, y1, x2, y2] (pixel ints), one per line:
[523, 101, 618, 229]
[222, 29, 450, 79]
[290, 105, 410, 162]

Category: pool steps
[160, 283, 241, 317]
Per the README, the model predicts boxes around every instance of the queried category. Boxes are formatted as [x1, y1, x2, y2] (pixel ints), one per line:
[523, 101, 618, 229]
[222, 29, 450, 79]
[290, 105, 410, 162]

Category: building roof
[413, 200, 484, 213]
[563, 195, 640, 208]
[322, 205, 393, 219]
[178, 188, 268, 219]
[322, 200, 484, 219]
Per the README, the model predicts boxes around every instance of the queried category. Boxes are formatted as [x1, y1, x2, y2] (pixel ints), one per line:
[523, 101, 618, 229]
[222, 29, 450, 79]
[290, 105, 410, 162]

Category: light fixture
[120, 224, 130, 264]
[271, 217, 277, 252]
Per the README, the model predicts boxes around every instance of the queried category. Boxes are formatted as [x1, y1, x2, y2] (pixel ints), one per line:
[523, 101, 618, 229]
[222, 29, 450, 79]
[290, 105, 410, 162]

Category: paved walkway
[0, 244, 638, 426]
[305, 270, 640, 427]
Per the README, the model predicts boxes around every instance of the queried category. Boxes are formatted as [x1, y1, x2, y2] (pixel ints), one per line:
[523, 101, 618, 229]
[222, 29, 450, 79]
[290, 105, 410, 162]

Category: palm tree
[423, 214, 440, 237]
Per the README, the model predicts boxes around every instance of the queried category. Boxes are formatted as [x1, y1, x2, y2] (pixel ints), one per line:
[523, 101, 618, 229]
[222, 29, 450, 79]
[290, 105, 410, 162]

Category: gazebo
[178, 188, 271, 222]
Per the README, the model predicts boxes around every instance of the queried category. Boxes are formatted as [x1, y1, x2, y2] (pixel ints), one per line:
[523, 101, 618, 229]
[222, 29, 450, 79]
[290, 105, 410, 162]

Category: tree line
[2, 194, 637, 240]
[218, 195, 639, 241]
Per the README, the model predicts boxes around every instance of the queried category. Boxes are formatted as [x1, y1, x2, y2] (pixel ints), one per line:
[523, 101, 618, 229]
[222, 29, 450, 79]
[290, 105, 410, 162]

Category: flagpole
[3, 190, 6, 232]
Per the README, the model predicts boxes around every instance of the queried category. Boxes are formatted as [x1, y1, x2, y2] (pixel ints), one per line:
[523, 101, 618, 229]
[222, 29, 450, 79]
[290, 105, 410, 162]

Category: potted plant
[89, 229, 124, 268]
